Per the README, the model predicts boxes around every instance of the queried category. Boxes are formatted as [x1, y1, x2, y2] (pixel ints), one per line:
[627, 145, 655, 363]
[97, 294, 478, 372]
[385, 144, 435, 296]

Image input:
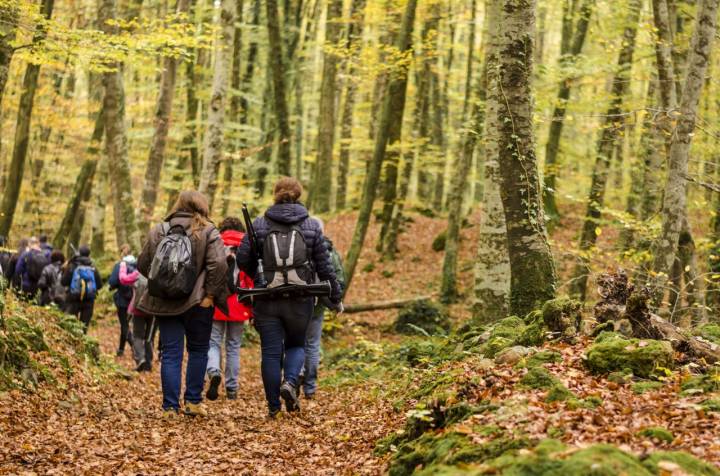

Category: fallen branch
[343, 296, 432, 314]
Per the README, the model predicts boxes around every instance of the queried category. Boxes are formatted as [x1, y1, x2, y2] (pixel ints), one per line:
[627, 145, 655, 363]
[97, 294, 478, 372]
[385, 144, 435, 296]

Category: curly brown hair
[219, 216, 244, 233]
[273, 177, 303, 204]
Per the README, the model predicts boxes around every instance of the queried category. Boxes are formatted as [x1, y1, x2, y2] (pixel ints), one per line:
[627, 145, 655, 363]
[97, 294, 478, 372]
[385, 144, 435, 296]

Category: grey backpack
[147, 223, 197, 299]
[262, 219, 313, 288]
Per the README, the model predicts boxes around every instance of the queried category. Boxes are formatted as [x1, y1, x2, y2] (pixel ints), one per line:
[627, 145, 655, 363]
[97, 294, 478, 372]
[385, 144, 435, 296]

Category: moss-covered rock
[643, 451, 720, 476]
[585, 334, 674, 378]
[681, 370, 720, 395]
[525, 350, 563, 367]
[546, 383, 574, 403]
[638, 426, 674, 443]
[494, 346, 532, 365]
[632, 380, 664, 394]
[518, 310, 547, 346]
[394, 301, 451, 336]
[542, 297, 582, 339]
[432, 230, 447, 252]
[696, 324, 720, 345]
[520, 366, 559, 390]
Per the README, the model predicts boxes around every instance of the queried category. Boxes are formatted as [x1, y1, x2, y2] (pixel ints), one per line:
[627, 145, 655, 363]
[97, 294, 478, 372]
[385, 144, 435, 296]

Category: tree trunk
[335, 0, 366, 210]
[138, 0, 189, 233]
[570, 0, 641, 301]
[100, 0, 140, 252]
[0, 3, 19, 130]
[266, 0, 292, 176]
[0, 0, 55, 238]
[542, 0, 594, 225]
[652, 0, 720, 297]
[495, 0, 556, 316]
[90, 156, 108, 255]
[461, 0, 477, 123]
[310, 0, 343, 213]
[344, 0, 417, 292]
[54, 106, 105, 250]
[198, 0, 237, 210]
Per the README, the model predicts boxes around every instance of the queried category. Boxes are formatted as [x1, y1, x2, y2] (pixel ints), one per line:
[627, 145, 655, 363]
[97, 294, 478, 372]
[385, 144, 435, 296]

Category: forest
[2, 0, 720, 473]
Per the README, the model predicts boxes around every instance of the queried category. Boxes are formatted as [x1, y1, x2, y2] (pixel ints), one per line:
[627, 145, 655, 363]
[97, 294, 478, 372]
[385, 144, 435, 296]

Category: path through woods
[0, 317, 397, 474]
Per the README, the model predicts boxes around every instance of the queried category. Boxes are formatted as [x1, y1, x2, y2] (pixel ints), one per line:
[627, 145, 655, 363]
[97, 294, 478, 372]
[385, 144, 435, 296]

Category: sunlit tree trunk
[198, 0, 237, 210]
[542, 0, 594, 225]
[652, 0, 720, 299]
[0, 0, 55, 238]
[100, 0, 140, 251]
[570, 0, 641, 300]
[344, 0, 417, 291]
[495, 0, 556, 316]
[266, 0, 292, 176]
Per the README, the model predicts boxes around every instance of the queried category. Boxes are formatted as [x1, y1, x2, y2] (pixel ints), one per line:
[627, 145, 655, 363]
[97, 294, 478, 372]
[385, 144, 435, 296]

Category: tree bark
[652, 0, 720, 295]
[198, 0, 237, 210]
[335, 0, 366, 210]
[495, 0, 556, 316]
[343, 0, 417, 292]
[266, 0, 292, 176]
[0, 0, 55, 238]
[0, 3, 19, 109]
[541, 0, 594, 225]
[100, 0, 140, 252]
[570, 0, 641, 301]
[310, 0, 343, 213]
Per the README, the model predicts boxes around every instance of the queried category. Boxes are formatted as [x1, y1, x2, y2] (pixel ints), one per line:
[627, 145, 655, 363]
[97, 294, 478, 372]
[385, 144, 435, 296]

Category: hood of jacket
[73, 256, 93, 267]
[265, 203, 309, 225]
[221, 229, 244, 247]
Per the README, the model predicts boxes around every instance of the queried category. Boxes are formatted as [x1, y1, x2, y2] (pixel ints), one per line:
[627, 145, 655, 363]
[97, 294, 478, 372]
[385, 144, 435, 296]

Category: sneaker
[268, 407, 281, 419]
[226, 389, 238, 400]
[135, 360, 151, 372]
[115, 349, 124, 357]
[206, 372, 221, 401]
[280, 381, 300, 412]
[184, 402, 208, 417]
[162, 408, 180, 420]
[304, 392, 315, 400]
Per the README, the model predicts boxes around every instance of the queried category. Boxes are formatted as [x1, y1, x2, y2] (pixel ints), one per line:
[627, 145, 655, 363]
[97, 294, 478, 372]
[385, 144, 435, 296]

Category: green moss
[585, 334, 674, 378]
[681, 371, 720, 395]
[546, 383, 574, 403]
[483, 336, 513, 358]
[381, 270, 395, 278]
[632, 381, 664, 394]
[542, 297, 582, 339]
[526, 350, 563, 367]
[520, 367, 559, 390]
[608, 370, 634, 384]
[518, 311, 546, 346]
[696, 324, 720, 345]
[566, 396, 603, 410]
[638, 426, 674, 443]
[362, 262, 375, 273]
[700, 399, 720, 412]
[432, 230, 447, 252]
[394, 301, 451, 336]
[643, 451, 720, 476]
[480, 316, 529, 358]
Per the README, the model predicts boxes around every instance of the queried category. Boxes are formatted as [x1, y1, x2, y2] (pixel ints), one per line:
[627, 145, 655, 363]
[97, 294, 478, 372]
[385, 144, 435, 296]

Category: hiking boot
[115, 349, 124, 357]
[226, 389, 238, 400]
[280, 381, 300, 412]
[304, 392, 315, 401]
[206, 372, 221, 401]
[162, 408, 180, 420]
[184, 402, 208, 417]
[135, 360, 151, 372]
[268, 407, 281, 419]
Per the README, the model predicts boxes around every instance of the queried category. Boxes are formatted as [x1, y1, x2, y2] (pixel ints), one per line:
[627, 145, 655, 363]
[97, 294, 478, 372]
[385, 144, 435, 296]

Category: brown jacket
[136, 211, 230, 316]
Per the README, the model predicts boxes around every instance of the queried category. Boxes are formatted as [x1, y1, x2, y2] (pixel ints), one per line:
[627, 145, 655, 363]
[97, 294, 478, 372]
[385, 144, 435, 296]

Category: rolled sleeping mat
[236, 281, 332, 302]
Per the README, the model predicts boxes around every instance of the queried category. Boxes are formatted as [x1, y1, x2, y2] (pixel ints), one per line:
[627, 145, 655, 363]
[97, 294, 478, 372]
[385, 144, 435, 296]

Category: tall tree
[310, 0, 344, 213]
[139, 0, 190, 233]
[266, 0, 292, 176]
[100, 0, 141, 251]
[653, 0, 720, 293]
[335, 0, 367, 210]
[198, 0, 237, 209]
[495, 0, 556, 316]
[0, 0, 55, 238]
[541, 0, 594, 224]
[344, 0, 417, 291]
[0, 3, 19, 106]
[570, 0, 641, 300]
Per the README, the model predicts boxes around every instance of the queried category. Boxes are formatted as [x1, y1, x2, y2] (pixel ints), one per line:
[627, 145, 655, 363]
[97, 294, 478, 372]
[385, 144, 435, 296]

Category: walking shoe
[162, 408, 180, 420]
[135, 360, 151, 372]
[115, 349, 124, 357]
[304, 392, 315, 401]
[280, 381, 300, 412]
[268, 407, 281, 419]
[206, 372, 221, 401]
[226, 389, 238, 400]
[184, 402, 208, 417]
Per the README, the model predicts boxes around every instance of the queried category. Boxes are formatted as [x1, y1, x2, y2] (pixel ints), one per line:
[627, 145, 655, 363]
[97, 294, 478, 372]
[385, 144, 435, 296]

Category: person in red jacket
[206, 217, 253, 401]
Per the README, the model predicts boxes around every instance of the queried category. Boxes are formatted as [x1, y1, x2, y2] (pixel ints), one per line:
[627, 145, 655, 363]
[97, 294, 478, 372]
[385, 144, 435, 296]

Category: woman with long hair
[136, 190, 230, 418]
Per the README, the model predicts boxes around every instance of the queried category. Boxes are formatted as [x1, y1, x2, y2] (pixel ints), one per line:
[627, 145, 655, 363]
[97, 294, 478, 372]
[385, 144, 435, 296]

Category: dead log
[343, 296, 432, 314]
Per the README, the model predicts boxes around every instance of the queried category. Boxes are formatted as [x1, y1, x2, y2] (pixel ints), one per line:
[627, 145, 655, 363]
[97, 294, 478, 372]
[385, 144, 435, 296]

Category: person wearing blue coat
[108, 245, 136, 356]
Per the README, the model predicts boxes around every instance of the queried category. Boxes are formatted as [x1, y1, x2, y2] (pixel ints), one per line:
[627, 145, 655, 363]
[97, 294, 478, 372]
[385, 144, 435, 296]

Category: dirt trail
[0, 316, 395, 475]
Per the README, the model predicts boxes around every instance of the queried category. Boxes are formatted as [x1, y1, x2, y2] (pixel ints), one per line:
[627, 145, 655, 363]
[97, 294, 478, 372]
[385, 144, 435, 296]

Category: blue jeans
[303, 310, 324, 396]
[207, 320, 245, 391]
[158, 305, 214, 410]
[254, 297, 314, 411]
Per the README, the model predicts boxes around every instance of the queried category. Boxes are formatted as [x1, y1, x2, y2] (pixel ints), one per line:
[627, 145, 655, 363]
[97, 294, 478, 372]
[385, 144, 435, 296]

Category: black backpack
[147, 223, 197, 299]
[262, 219, 313, 288]
[26, 250, 49, 282]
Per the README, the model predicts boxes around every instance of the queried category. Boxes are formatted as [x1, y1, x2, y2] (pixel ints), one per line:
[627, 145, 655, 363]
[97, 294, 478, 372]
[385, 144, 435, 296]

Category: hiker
[38, 235, 53, 258]
[236, 177, 343, 417]
[6, 238, 29, 290]
[136, 190, 229, 418]
[128, 271, 156, 372]
[108, 245, 137, 357]
[0, 236, 11, 284]
[37, 250, 66, 307]
[300, 216, 346, 400]
[205, 217, 253, 402]
[61, 245, 103, 333]
[15, 237, 50, 300]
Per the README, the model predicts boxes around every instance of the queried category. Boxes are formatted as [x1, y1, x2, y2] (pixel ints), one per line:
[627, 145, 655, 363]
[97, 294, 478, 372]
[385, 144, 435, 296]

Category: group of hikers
[0, 177, 345, 419]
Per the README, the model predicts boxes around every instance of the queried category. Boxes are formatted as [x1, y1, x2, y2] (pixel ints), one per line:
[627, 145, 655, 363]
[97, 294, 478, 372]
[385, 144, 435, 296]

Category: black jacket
[236, 203, 341, 302]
